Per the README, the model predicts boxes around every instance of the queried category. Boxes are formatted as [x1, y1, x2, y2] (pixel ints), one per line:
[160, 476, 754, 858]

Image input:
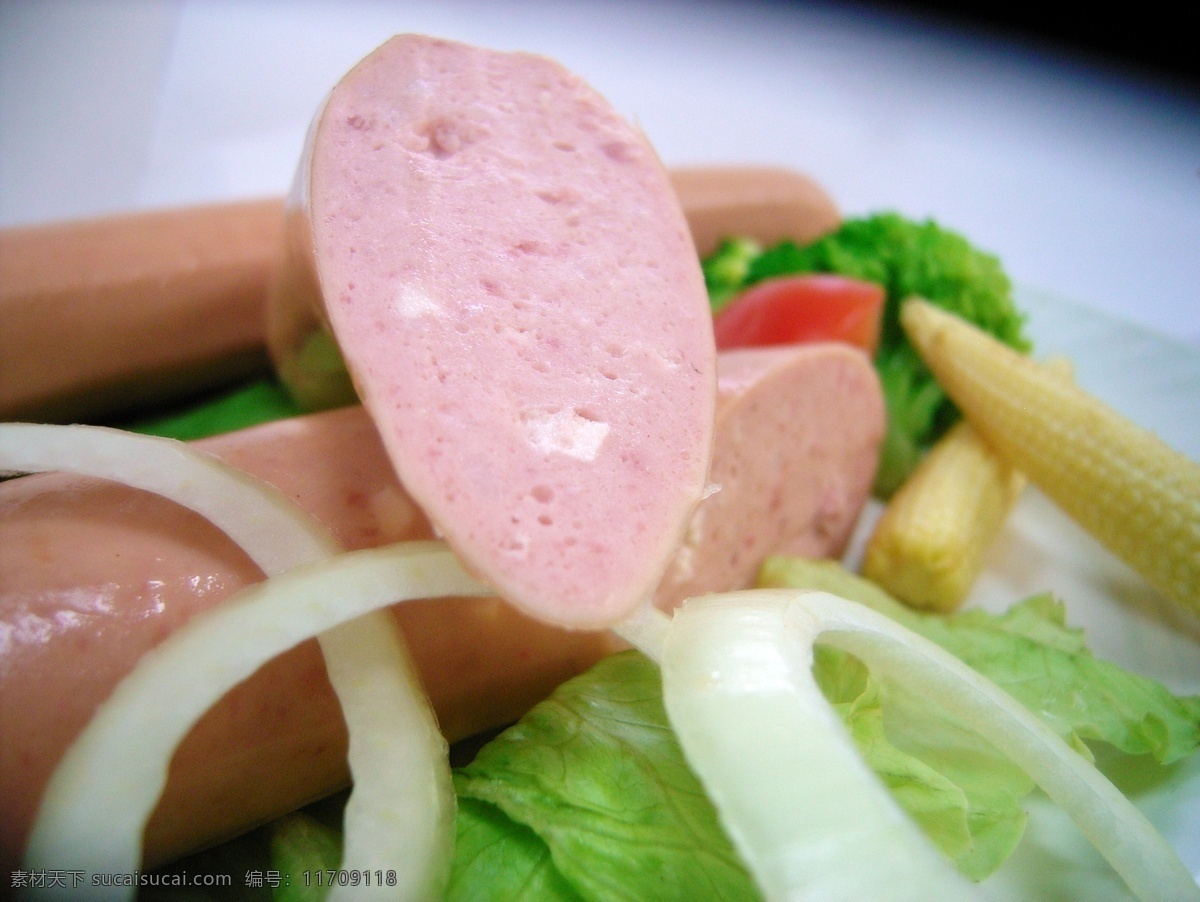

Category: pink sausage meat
[655, 344, 885, 609]
[295, 36, 716, 627]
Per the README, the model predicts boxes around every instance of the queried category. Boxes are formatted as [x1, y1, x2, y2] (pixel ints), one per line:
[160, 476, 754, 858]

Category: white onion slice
[1, 424, 486, 899]
[27, 542, 487, 898]
[657, 589, 1199, 902]
[611, 600, 672, 658]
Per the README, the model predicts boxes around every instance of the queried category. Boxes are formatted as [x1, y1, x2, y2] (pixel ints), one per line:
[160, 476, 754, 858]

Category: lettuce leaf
[448, 798, 585, 900]
[449, 651, 759, 900]
[812, 643, 1027, 877]
[758, 556, 1200, 765]
[123, 377, 304, 441]
[140, 800, 342, 900]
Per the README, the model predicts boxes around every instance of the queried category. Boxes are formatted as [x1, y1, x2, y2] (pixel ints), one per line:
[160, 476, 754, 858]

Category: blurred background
[1, 0, 1197, 341]
[877, 0, 1192, 89]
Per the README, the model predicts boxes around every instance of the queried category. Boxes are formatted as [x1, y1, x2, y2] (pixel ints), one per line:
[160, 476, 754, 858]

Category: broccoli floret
[705, 213, 1030, 496]
[702, 236, 762, 312]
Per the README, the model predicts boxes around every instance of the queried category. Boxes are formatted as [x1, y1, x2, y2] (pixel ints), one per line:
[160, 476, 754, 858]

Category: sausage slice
[268, 35, 716, 629]
[655, 344, 885, 609]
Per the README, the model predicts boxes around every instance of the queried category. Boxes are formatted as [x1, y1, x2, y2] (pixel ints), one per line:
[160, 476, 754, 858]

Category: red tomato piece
[713, 274, 884, 354]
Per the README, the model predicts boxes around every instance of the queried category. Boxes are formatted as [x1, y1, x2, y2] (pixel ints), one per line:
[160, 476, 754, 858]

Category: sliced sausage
[0, 345, 882, 871]
[655, 343, 885, 609]
[266, 35, 716, 629]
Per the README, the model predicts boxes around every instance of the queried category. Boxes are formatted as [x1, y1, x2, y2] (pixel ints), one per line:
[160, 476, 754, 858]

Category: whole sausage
[0, 406, 622, 871]
[0, 200, 281, 422]
[670, 166, 840, 258]
[0, 344, 882, 871]
[0, 167, 839, 426]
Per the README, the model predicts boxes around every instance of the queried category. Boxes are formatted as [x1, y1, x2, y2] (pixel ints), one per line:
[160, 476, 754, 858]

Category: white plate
[970, 288, 1200, 898]
[839, 285, 1200, 899]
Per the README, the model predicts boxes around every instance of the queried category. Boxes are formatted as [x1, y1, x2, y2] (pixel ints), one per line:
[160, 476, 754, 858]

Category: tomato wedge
[713, 274, 884, 354]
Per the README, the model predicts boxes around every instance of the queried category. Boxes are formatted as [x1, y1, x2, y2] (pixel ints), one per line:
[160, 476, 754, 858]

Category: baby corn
[901, 299, 1200, 613]
[863, 420, 1026, 612]
[864, 358, 1072, 611]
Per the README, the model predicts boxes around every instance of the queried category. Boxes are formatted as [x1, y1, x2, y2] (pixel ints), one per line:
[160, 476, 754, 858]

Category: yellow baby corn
[900, 298, 1200, 614]
[863, 420, 1026, 612]
[864, 357, 1072, 612]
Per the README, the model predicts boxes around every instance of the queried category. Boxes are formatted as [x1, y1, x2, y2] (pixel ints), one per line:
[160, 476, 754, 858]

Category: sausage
[0, 345, 883, 871]
[0, 169, 838, 426]
[265, 35, 717, 629]
[0, 407, 622, 871]
[655, 344, 885, 609]
[670, 166, 840, 257]
[0, 200, 282, 422]
[1, 42, 850, 868]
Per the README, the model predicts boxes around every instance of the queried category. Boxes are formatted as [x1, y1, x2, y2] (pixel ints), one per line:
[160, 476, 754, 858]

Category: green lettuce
[758, 556, 1200, 765]
[122, 377, 304, 441]
[810, 644, 1031, 878]
[140, 799, 343, 900]
[448, 651, 758, 900]
[446, 568, 1199, 891]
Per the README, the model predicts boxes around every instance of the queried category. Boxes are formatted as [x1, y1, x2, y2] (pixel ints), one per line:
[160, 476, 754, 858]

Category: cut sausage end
[280, 35, 717, 627]
[655, 344, 885, 610]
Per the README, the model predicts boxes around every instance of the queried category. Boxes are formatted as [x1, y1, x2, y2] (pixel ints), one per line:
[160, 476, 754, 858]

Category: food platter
[1, 2, 1197, 897]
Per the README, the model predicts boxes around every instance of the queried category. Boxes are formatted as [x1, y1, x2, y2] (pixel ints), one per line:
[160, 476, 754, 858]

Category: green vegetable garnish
[759, 556, 1200, 767]
[124, 377, 304, 441]
[450, 650, 757, 900]
[703, 214, 1031, 495]
[141, 802, 343, 900]
[702, 235, 762, 310]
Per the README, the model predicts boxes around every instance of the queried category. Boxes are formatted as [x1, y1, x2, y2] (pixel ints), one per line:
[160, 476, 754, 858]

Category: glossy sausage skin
[0, 345, 881, 871]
